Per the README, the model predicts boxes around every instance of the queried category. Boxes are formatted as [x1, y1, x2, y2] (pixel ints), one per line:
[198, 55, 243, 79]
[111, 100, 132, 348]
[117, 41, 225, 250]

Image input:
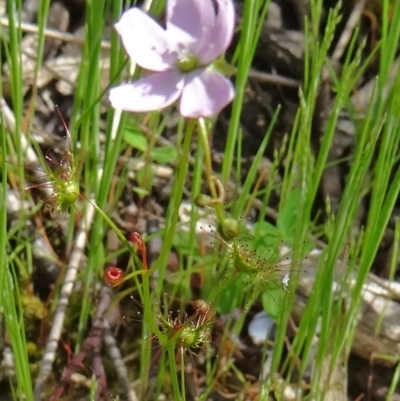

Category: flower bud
[104, 266, 124, 287]
[194, 194, 213, 207]
[218, 217, 240, 241]
[180, 326, 202, 348]
[57, 178, 79, 210]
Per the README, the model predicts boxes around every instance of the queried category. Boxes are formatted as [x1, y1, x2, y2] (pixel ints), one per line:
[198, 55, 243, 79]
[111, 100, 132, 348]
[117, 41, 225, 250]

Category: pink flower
[109, 0, 235, 118]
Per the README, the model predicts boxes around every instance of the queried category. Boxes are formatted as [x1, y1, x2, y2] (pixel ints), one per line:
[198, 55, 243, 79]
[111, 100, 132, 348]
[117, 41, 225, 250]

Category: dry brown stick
[34, 201, 95, 400]
[331, 0, 368, 62]
[103, 320, 139, 401]
[48, 285, 113, 401]
[292, 253, 400, 367]
[0, 17, 111, 50]
[248, 68, 300, 87]
[0, 97, 52, 197]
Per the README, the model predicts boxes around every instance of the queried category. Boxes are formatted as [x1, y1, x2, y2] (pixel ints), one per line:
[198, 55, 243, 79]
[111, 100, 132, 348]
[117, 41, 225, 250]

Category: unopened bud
[104, 266, 124, 287]
[218, 217, 240, 241]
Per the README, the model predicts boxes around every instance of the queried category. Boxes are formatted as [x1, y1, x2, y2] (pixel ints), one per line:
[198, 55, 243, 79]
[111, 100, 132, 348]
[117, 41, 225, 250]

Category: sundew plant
[1, 0, 400, 400]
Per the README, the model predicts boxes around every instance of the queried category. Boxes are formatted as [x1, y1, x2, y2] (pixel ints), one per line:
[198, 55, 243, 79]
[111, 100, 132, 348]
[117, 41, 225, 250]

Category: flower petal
[115, 8, 176, 71]
[166, 0, 215, 46]
[197, 0, 235, 64]
[179, 69, 235, 118]
[109, 70, 184, 112]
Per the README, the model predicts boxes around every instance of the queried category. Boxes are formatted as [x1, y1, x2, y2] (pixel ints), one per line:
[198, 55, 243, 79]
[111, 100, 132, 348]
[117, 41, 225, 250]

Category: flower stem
[146, 120, 194, 398]
[88, 196, 170, 394]
[197, 118, 225, 222]
[88, 200, 168, 337]
[142, 270, 167, 345]
[150, 119, 195, 282]
[180, 347, 186, 400]
[87, 198, 132, 252]
[167, 343, 182, 401]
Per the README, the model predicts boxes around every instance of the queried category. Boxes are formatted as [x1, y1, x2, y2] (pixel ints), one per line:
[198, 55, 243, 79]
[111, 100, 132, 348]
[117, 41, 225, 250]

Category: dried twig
[103, 320, 139, 401]
[248, 68, 300, 87]
[47, 285, 112, 401]
[0, 17, 111, 50]
[0, 97, 52, 197]
[34, 201, 95, 400]
[331, 0, 368, 62]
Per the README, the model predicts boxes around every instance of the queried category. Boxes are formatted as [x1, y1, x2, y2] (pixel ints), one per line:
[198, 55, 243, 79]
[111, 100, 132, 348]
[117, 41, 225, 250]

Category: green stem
[197, 118, 225, 222]
[142, 270, 167, 345]
[167, 343, 182, 401]
[89, 195, 170, 396]
[90, 119, 195, 399]
[149, 119, 195, 400]
[180, 347, 186, 401]
[88, 197, 168, 344]
[87, 198, 132, 251]
[150, 120, 194, 277]
[139, 269, 168, 396]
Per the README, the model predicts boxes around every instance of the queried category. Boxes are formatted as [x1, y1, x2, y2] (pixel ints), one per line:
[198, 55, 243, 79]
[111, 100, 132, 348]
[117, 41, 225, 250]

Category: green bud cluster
[40, 147, 80, 219]
[195, 184, 294, 292]
[161, 300, 213, 350]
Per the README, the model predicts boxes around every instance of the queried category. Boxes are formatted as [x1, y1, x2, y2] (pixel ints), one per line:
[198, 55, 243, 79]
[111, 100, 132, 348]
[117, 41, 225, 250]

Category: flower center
[176, 53, 199, 73]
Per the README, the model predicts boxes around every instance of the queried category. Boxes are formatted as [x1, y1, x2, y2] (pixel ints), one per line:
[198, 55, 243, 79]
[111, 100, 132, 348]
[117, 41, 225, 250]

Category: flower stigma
[176, 52, 199, 73]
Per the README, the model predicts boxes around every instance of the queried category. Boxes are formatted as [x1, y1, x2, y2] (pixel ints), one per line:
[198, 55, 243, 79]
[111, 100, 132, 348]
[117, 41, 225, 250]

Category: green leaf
[261, 288, 285, 320]
[151, 146, 178, 164]
[215, 275, 244, 314]
[135, 164, 154, 197]
[253, 221, 281, 249]
[123, 129, 148, 152]
[132, 186, 150, 198]
[277, 188, 301, 242]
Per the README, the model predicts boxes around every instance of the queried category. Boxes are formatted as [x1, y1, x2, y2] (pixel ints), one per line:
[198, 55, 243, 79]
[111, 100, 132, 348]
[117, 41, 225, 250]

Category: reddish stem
[128, 232, 148, 270]
[55, 105, 71, 137]
[194, 300, 212, 325]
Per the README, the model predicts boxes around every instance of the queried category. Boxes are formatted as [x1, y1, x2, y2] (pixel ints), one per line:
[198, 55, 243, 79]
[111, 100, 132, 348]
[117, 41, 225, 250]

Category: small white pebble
[281, 274, 290, 291]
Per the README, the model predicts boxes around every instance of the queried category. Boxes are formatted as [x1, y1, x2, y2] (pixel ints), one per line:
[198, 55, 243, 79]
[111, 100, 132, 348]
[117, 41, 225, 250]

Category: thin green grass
[222, 0, 271, 184]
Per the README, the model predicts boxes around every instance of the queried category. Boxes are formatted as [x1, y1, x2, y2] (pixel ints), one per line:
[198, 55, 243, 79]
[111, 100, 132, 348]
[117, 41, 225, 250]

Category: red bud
[104, 266, 124, 287]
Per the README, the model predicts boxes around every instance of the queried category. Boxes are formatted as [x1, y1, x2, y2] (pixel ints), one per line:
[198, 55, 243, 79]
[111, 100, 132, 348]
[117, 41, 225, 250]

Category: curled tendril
[194, 176, 225, 207]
